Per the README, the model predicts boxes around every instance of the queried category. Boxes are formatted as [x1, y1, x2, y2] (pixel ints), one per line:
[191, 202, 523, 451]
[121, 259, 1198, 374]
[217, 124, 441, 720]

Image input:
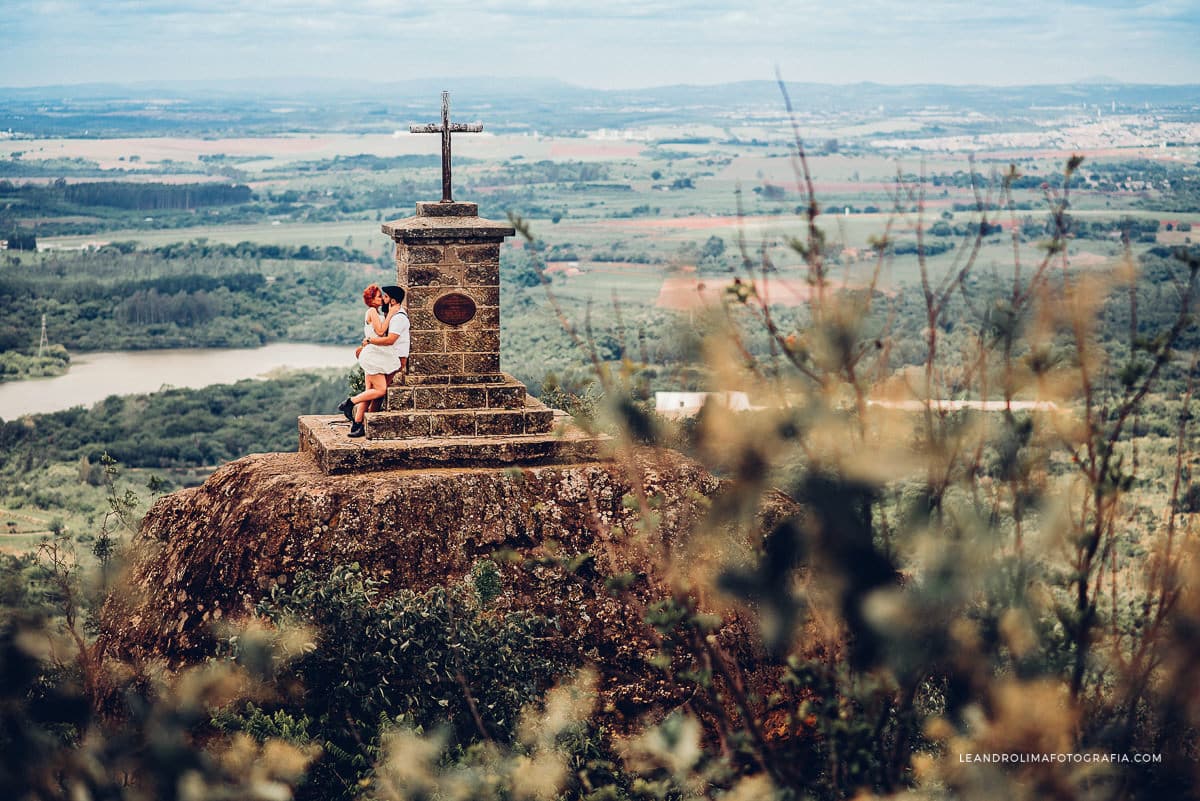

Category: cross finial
[409, 91, 483, 203]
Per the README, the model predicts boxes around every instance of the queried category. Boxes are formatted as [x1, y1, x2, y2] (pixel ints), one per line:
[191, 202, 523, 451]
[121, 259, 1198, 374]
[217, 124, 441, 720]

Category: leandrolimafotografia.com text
[959, 753, 1163, 765]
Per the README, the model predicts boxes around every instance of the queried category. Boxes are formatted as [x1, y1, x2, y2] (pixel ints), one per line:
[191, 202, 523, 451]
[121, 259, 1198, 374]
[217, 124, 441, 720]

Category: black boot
[338, 397, 355, 421]
[348, 421, 365, 438]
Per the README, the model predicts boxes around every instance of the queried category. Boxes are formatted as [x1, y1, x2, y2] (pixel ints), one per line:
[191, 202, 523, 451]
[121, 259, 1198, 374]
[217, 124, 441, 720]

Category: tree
[698, 235, 726, 270]
[4, 231, 36, 251]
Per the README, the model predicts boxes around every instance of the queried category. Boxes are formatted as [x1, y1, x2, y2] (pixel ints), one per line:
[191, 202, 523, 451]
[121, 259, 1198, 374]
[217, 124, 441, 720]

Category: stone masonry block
[416, 201, 478, 217]
[407, 264, 462, 287]
[405, 287, 438, 309]
[475, 306, 500, 328]
[406, 373, 505, 386]
[467, 287, 500, 306]
[366, 412, 431, 439]
[406, 246, 443, 265]
[385, 387, 416, 411]
[464, 353, 501, 373]
[476, 410, 525, 436]
[409, 352, 461, 375]
[383, 208, 514, 243]
[441, 373, 506, 385]
[409, 307, 437, 329]
[414, 385, 487, 410]
[454, 244, 500, 264]
[523, 408, 556, 435]
[486, 384, 526, 409]
[299, 413, 611, 472]
[410, 330, 444, 353]
[397, 229, 512, 244]
[447, 329, 499, 354]
[464, 261, 498, 285]
[431, 412, 478, 436]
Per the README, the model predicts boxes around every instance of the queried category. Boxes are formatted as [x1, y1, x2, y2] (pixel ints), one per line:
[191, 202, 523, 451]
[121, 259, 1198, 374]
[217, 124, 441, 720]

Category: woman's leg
[368, 370, 398, 412]
[352, 373, 389, 423]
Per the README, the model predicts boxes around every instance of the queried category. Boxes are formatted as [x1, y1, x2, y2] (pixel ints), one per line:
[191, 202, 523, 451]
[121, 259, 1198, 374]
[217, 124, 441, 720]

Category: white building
[655, 391, 752, 418]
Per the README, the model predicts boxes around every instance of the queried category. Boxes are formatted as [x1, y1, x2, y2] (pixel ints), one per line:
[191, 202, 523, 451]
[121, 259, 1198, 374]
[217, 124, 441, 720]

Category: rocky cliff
[99, 448, 798, 721]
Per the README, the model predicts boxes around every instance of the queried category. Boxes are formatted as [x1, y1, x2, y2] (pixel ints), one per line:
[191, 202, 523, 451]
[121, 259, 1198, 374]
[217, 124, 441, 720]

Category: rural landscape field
[3, 65, 1200, 801]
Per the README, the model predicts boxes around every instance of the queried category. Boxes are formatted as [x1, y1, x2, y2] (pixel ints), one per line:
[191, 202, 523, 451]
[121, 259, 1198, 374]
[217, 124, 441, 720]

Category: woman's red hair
[362, 284, 381, 306]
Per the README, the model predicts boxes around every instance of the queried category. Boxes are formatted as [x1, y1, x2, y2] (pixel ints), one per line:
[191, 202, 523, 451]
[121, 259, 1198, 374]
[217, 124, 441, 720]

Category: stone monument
[99, 95, 799, 730]
[298, 92, 607, 473]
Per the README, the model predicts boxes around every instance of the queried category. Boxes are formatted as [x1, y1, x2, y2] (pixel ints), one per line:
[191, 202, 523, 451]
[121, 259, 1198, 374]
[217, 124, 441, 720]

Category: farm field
[38, 219, 390, 250]
[0, 132, 642, 170]
[16, 129, 1195, 248]
[5, 111, 1199, 369]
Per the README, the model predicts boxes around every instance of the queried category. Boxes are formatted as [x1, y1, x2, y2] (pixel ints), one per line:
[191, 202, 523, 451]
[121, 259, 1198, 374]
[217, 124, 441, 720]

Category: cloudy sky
[3, 0, 1199, 89]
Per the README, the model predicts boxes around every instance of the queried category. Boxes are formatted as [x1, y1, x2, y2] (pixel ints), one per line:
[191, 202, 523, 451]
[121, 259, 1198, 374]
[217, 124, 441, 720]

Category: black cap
[381, 285, 406, 304]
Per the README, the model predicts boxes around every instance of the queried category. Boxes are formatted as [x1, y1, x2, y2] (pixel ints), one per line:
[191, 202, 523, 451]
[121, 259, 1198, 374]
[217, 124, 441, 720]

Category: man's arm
[363, 312, 404, 346]
[365, 332, 399, 346]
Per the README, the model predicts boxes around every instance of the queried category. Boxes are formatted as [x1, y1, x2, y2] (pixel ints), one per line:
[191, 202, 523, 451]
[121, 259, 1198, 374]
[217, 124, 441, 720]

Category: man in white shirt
[381, 285, 410, 376]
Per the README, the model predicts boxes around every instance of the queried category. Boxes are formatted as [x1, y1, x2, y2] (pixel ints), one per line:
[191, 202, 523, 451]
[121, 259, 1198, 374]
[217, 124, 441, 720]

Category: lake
[0, 343, 354, 420]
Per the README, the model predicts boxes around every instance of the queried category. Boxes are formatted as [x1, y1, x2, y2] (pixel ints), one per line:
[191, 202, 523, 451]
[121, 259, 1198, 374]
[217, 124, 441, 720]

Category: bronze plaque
[433, 292, 477, 326]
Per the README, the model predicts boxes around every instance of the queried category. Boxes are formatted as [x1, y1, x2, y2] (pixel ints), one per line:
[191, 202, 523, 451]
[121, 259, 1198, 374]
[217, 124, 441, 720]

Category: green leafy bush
[220, 563, 573, 800]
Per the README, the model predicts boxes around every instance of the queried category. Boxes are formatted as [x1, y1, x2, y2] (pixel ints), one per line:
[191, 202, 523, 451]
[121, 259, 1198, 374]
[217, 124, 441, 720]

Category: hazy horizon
[2, 74, 1198, 94]
[3, 1, 1198, 91]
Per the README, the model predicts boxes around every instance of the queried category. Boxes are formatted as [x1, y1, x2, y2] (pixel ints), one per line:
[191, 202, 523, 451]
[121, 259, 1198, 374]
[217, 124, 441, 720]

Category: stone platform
[367, 372, 555, 440]
[382, 200, 511, 382]
[299, 412, 611, 474]
[367, 396, 556, 439]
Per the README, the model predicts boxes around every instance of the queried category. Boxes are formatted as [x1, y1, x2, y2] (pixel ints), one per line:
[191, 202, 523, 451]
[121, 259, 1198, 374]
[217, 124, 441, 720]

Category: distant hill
[0, 77, 1197, 138]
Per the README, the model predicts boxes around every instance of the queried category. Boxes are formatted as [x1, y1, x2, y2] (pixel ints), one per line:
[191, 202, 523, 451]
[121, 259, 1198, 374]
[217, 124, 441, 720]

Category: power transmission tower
[38, 313, 48, 357]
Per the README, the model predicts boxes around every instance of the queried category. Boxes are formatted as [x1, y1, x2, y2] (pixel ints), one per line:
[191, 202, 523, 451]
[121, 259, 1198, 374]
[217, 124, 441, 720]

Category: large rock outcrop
[100, 448, 797, 721]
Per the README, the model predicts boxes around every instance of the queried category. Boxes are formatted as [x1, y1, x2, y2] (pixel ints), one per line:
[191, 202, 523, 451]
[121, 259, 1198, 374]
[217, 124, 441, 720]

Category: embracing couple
[338, 283, 410, 438]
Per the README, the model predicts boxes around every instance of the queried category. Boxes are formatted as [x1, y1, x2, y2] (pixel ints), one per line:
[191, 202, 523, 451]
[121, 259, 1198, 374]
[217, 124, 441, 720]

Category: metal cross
[409, 91, 483, 203]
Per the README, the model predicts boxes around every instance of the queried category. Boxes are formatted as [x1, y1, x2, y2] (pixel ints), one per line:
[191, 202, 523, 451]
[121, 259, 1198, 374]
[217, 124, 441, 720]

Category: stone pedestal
[296, 198, 603, 472]
[366, 201, 557, 442]
[382, 201, 510, 383]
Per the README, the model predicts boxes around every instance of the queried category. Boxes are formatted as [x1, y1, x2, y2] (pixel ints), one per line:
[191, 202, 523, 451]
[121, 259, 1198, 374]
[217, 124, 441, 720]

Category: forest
[0, 248, 385, 360]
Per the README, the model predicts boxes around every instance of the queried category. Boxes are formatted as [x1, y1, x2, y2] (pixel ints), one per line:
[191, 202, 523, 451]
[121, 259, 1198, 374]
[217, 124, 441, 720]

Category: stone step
[298, 413, 611, 474]
[404, 373, 506, 386]
[367, 395, 555, 440]
[387, 373, 527, 411]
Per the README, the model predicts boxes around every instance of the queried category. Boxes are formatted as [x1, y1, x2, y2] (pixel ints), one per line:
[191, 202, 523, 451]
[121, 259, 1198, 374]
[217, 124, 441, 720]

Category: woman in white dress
[337, 284, 403, 437]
